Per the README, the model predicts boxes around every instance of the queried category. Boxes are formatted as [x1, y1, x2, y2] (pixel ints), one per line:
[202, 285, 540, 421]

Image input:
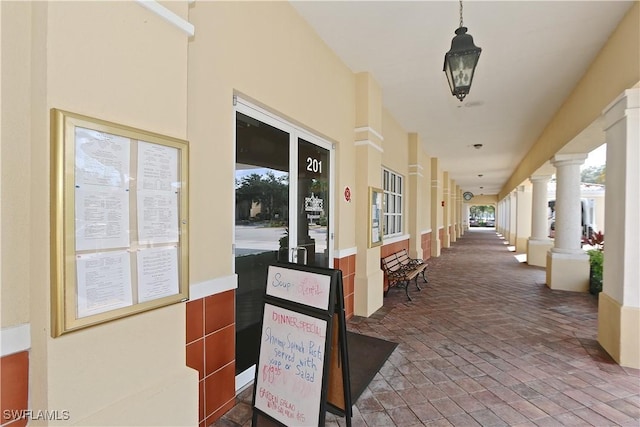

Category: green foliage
[469, 205, 495, 219]
[587, 249, 604, 295]
[235, 172, 288, 220]
[581, 165, 606, 184]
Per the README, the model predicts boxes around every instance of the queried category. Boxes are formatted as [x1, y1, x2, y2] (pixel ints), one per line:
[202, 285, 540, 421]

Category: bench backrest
[381, 253, 403, 273]
[396, 249, 412, 267]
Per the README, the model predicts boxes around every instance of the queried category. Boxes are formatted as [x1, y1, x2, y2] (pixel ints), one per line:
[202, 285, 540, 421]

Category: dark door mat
[346, 331, 398, 402]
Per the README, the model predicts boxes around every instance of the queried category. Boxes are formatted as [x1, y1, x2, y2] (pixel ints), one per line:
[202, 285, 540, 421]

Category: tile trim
[382, 234, 410, 245]
[1, 323, 30, 357]
[190, 274, 237, 300]
[334, 247, 357, 258]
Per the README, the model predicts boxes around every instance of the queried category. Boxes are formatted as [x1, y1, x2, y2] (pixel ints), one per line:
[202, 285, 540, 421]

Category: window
[382, 168, 403, 237]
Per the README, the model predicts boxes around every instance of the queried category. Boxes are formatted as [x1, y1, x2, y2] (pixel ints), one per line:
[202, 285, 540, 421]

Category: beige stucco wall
[1, 1, 32, 328]
[2, 1, 198, 424]
[188, 1, 357, 282]
[381, 108, 409, 177]
[500, 2, 640, 198]
[381, 108, 409, 235]
[421, 152, 432, 232]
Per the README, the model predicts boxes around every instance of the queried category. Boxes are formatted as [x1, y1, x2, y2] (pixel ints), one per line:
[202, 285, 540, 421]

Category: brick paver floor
[214, 229, 640, 426]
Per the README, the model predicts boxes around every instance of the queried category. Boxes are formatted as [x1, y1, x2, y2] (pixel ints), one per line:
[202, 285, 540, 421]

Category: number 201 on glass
[306, 157, 322, 173]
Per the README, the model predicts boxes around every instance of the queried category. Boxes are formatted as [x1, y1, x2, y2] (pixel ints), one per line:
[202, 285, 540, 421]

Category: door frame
[233, 96, 335, 390]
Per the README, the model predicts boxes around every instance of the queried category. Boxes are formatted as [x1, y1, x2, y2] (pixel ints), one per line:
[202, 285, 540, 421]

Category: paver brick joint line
[213, 229, 640, 427]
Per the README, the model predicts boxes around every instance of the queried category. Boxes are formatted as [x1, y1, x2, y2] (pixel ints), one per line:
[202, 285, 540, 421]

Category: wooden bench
[381, 249, 428, 301]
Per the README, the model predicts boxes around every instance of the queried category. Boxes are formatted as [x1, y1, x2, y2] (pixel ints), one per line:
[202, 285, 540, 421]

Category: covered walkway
[218, 229, 639, 426]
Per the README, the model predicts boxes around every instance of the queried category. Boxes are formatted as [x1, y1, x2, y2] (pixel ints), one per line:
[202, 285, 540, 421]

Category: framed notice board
[253, 263, 352, 427]
[50, 109, 189, 337]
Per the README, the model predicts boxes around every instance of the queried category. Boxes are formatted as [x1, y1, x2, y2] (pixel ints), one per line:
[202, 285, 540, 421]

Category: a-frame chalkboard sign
[252, 263, 352, 427]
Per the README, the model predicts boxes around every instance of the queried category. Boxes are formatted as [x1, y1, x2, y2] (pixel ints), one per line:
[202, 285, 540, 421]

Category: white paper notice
[137, 246, 179, 303]
[76, 251, 133, 318]
[75, 188, 130, 251]
[137, 191, 179, 244]
[137, 141, 179, 244]
[138, 141, 178, 191]
[75, 127, 131, 251]
[75, 127, 130, 189]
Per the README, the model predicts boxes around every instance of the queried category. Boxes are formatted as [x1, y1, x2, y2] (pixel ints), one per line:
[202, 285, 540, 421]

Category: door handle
[294, 246, 308, 265]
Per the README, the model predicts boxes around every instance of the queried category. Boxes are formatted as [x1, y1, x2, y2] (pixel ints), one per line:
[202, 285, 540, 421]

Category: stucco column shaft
[598, 89, 639, 369]
[450, 184, 458, 243]
[442, 172, 451, 248]
[430, 158, 442, 257]
[505, 195, 512, 240]
[407, 134, 423, 260]
[508, 191, 517, 245]
[515, 186, 531, 253]
[456, 186, 463, 238]
[530, 175, 553, 240]
[497, 199, 505, 236]
[551, 154, 588, 253]
[527, 175, 553, 267]
[546, 153, 589, 292]
[353, 72, 384, 317]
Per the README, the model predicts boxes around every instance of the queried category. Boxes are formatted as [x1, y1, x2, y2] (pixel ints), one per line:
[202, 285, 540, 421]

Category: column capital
[602, 88, 639, 130]
[551, 153, 588, 168]
[529, 175, 553, 183]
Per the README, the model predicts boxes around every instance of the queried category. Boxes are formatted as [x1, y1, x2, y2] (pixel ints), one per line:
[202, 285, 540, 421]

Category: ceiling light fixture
[443, 0, 482, 102]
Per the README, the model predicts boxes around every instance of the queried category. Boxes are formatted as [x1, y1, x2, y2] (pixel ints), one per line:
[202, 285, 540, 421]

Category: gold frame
[50, 109, 189, 337]
[368, 187, 384, 248]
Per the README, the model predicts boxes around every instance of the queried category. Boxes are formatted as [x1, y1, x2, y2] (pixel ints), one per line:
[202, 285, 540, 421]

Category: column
[407, 133, 423, 260]
[527, 175, 553, 266]
[430, 158, 442, 257]
[450, 184, 458, 243]
[456, 186, 463, 238]
[508, 191, 517, 245]
[502, 198, 509, 237]
[515, 185, 532, 253]
[598, 89, 639, 369]
[463, 203, 470, 232]
[442, 172, 451, 248]
[354, 72, 384, 317]
[497, 199, 505, 236]
[546, 153, 589, 292]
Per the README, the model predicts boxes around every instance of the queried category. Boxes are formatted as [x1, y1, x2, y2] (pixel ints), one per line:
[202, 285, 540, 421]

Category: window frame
[382, 167, 403, 238]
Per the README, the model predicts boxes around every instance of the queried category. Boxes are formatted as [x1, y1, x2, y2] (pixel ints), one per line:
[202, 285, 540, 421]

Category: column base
[354, 269, 384, 317]
[442, 233, 451, 248]
[527, 239, 553, 267]
[546, 250, 589, 292]
[515, 237, 528, 253]
[508, 232, 516, 246]
[598, 292, 640, 369]
[431, 238, 441, 258]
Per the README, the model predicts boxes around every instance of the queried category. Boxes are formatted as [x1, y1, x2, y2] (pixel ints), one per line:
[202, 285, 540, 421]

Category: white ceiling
[290, 0, 635, 196]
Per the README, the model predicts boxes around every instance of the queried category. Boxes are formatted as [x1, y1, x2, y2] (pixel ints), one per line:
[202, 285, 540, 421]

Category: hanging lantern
[443, 1, 482, 101]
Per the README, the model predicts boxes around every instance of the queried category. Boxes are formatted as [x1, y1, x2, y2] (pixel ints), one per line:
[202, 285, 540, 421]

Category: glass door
[295, 138, 330, 267]
[234, 110, 289, 376]
[234, 100, 334, 382]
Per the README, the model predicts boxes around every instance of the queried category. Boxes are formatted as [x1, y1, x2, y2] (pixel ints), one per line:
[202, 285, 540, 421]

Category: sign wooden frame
[252, 263, 352, 427]
[50, 109, 189, 337]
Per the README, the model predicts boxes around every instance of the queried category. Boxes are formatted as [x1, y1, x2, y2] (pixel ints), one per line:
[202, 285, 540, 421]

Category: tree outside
[581, 165, 605, 184]
[469, 205, 495, 227]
